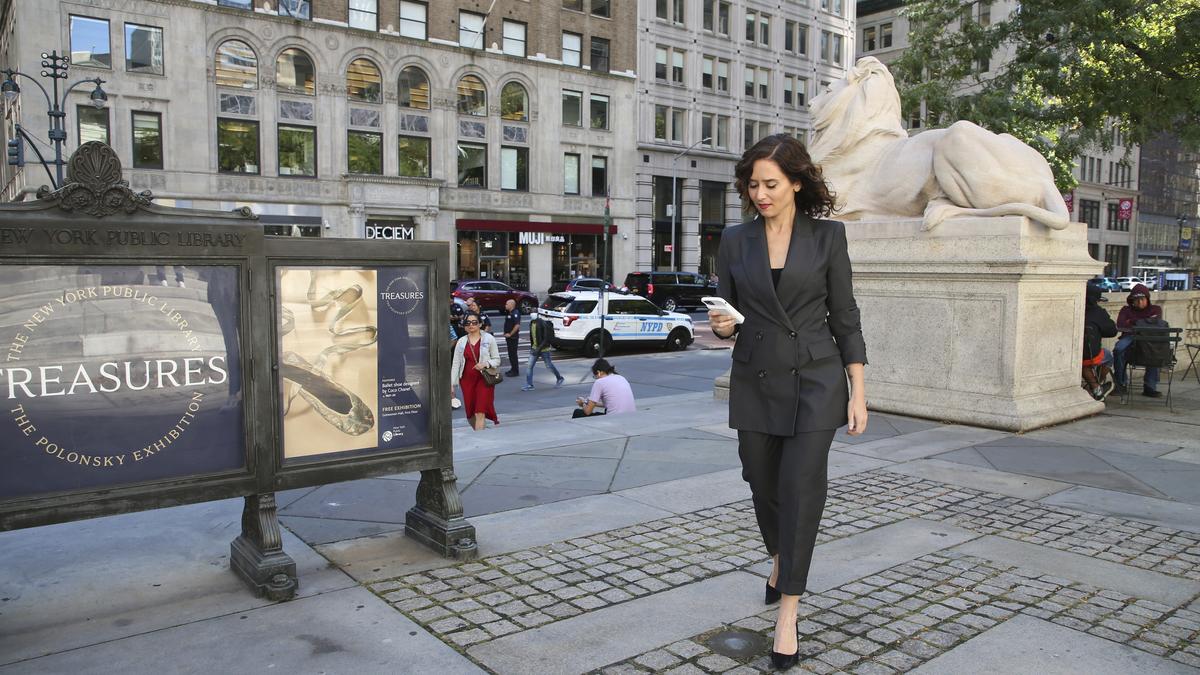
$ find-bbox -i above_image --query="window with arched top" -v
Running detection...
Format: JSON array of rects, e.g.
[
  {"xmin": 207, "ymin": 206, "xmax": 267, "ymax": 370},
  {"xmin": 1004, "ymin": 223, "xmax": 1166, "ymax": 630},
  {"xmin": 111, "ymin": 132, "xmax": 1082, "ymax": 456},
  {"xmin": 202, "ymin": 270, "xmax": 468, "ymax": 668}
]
[
  {"xmin": 398, "ymin": 66, "xmax": 430, "ymax": 110},
  {"xmin": 215, "ymin": 40, "xmax": 258, "ymax": 89},
  {"xmin": 500, "ymin": 82, "xmax": 528, "ymax": 122},
  {"xmin": 346, "ymin": 58, "xmax": 382, "ymax": 103},
  {"xmin": 457, "ymin": 74, "xmax": 487, "ymax": 117},
  {"xmin": 277, "ymin": 48, "xmax": 315, "ymax": 95}
]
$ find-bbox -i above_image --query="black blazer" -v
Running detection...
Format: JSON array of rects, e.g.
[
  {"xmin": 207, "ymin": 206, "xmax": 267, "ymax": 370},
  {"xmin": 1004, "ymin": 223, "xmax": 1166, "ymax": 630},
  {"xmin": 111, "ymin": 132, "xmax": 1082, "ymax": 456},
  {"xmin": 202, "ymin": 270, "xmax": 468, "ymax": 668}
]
[{"xmin": 717, "ymin": 213, "xmax": 867, "ymax": 435}]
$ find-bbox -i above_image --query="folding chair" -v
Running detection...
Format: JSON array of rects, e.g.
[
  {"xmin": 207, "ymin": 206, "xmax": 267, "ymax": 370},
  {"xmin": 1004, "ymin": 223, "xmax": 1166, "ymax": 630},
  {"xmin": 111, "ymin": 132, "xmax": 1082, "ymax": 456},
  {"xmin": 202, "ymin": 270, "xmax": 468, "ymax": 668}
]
[
  {"xmin": 1183, "ymin": 341, "xmax": 1200, "ymax": 386},
  {"xmin": 1120, "ymin": 325, "xmax": 1182, "ymax": 408}
]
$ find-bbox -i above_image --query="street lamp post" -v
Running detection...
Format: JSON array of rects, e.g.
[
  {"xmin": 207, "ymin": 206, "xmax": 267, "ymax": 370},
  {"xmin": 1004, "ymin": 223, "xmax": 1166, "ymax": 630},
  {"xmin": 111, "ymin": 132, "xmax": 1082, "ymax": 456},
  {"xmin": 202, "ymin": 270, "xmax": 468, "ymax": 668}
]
[
  {"xmin": 2, "ymin": 50, "xmax": 108, "ymax": 189},
  {"xmin": 669, "ymin": 137, "xmax": 711, "ymax": 271}
]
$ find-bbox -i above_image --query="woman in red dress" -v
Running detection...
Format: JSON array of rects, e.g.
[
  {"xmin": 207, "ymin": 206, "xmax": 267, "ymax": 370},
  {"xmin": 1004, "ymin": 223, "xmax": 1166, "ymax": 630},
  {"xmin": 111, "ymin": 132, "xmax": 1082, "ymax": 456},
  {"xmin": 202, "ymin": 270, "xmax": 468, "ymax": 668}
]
[{"xmin": 451, "ymin": 312, "xmax": 501, "ymax": 430}]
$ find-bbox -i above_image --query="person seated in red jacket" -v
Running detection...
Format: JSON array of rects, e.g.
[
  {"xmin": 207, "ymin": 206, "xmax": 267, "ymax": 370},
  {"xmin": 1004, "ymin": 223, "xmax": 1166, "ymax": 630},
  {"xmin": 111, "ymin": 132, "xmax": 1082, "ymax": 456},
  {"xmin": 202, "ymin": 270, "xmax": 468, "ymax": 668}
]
[{"xmin": 1112, "ymin": 284, "xmax": 1164, "ymax": 398}]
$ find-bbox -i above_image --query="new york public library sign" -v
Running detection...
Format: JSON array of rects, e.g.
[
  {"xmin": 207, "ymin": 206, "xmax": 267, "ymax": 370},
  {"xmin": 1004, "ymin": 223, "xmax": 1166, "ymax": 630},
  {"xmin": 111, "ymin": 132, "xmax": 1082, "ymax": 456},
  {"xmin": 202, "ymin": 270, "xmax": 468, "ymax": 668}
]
[{"xmin": 0, "ymin": 143, "xmax": 475, "ymax": 601}]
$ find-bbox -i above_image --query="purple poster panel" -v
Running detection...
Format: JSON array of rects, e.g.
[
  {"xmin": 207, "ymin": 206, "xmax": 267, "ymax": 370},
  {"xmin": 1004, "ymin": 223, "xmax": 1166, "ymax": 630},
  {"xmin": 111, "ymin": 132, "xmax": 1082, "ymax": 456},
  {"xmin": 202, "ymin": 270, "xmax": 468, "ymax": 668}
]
[
  {"xmin": 0, "ymin": 265, "xmax": 246, "ymax": 500},
  {"xmin": 277, "ymin": 266, "xmax": 429, "ymax": 461}
]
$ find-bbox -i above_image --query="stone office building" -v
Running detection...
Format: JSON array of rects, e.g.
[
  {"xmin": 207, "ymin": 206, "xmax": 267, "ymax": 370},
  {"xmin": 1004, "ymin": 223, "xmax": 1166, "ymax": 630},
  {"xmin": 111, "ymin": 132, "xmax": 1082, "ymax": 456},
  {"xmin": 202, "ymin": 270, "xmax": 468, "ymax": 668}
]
[
  {"xmin": 636, "ymin": 0, "xmax": 854, "ymax": 275},
  {"xmin": 0, "ymin": 0, "xmax": 637, "ymax": 296}
]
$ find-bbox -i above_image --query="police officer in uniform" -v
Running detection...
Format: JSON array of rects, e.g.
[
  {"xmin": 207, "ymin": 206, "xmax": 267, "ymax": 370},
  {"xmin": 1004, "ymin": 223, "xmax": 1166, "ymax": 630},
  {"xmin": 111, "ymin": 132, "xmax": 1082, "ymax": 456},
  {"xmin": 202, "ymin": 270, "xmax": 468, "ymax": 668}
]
[{"xmin": 502, "ymin": 298, "xmax": 522, "ymax": 376}]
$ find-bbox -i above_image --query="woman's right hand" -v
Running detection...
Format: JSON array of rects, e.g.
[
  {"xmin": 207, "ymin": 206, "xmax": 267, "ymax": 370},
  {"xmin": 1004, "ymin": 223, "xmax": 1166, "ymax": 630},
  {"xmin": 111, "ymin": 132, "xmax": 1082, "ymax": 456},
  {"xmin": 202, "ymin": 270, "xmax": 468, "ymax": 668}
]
[{"xmin": 709, "ymin": 310, "xmax": 737, "ymax": 338}]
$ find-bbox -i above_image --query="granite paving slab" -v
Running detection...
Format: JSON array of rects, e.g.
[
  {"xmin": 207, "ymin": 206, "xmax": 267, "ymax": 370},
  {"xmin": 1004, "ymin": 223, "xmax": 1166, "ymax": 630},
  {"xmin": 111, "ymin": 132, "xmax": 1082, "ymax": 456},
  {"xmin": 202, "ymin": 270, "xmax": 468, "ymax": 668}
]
[
  {"xmin": 471, "ymin": 454, "xmax": 621, "ymax": 491},
  {"xmin": 834, "ymin": 417, "xmax": 903, "ymax": 445},
  {"xmin": 607, "ymin": 548, "xmax": 1200, "ymax": 674},
  {"xmin": 279, "ymin": 478, "xmax": 417, "ymax": 523},
  {"xmin": 0, "ymin": 499, "xmax": 354, "ymax": 665},
  {"xmin": 1039, "ymin": 486, "xmax": 1200, "ymax": 534},
  {"xmin": 952, "ymin": 536, "xmax": 1200, "ymax": 607},
  {"xmin": 621, "ymin": 435, "xmax": 739, "ymax": 464},
  {"xmin": 0, "ymin": 587, "xmax": 483, "ymax": 675},
  {"xmin": 609, "ymin": 459, "xmax": 738, "ymax": 491},
  {"xmin": 933, "ymin": 445, "xmax": 997, "ymax": 469},
  {"xmin": 520, "ymin": 438, "xmax": 629, "ymax": 459},
  {"xmin": 827, "ymin": 450, "xmax": 895, "ymax": 479},
  {"xmin": 467, "ymin": 571, "xmax": 765, "ymax": 675},
  {"xmin": 1023, "ymin": 427, "xmax": 1184, "ymax": 458},
  {"xmin": 638, "ymin": 427, "xmax": 734, "ymax": 442},
  {"xmin": 882, "ymin": 458, "xmax": 1071, "ymax": 500},
  {"xmin": 1087, "ymin": 449, "xmax": 1200, "ymax": 504},
  {"xmin": 612, "ymin": 468, "xmax": 749, "ymax": 514},
  {"xmin": 451, "ymin": 421, "xmax": 624, "ymax": 460},
  {"xmin": 874, "ymin": 413, "xmax": 944, "ymax": 435},
  {"xmin": 1054, "ymin": 415, "xmax": 1200, "ymax": 451},
  {"xmin": 318, "ymin": 493, "xmax": 673, "ymax": 584},
  {"xmin": 384, "ymin": 457, "xmax": 493, "ymax": 485},
  {"xmin": 460, "ymin": 483, "xmax": 604, "ymax": 517},
  {"xmin": 694, "ymin": 423, "xmax": 738, "ymax": 440},
  {"xmin": 847, "ymin": 426, "xmax": 1010, "ymax": 461},
  {"xmin": 280, "ymin": 514, "xmax": 407, "ymax": 546},
  {"xmin": 1159, "ymin": 448, "xmax": 1200, "ymax": 465},
  {"xmin": 972, "ymin": 444, "xmax": 1164, "ymax": 497},
  {"xmin": 912, "ymin": 614, "xmax": 1195, "ymax": 674},
  {"xmin": 746, "ymin": 519, "xmax": 979, "ymax": 593}
]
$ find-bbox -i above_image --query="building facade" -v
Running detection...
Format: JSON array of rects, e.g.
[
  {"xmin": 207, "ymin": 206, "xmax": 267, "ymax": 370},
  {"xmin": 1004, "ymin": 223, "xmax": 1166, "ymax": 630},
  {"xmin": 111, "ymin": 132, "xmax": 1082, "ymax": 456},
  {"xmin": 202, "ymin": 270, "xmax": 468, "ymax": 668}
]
[
  {"xmin": 856, "ymin": 0, "xmax": 1140, "ymax": 276},
  {"xmin": 1136, "ymin": 132, "xmax": 1199, "ymax": 278},
  {"xmin": 0, "ymin": 0, "xmax": 638, "ymax": 296},
  {"xmin": 636, "ymin": 0, "xmax": 854, "ymax": 275}
]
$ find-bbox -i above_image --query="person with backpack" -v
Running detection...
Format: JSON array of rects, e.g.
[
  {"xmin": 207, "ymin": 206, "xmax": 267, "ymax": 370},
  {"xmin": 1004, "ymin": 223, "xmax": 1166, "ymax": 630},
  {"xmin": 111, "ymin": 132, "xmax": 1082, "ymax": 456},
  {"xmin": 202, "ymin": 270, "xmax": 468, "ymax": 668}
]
[
  {"xmin": 522, "ymin": 310, "xmax": 564, "ymax": 391},
  {"xmin": 1082, "ymin": 285, "xmax": 1117, "ymax": 401},
  {"xmin": 1112, "ymin": 284, "xmax": 1165, "ymax": 397}
]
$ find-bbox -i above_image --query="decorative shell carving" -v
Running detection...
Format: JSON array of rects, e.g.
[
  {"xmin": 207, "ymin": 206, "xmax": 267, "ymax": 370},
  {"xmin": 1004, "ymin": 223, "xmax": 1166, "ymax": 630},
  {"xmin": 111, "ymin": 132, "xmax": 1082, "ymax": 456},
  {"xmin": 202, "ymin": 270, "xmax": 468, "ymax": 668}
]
[{"xmin": 36, "ymin": 142, "xmax": 154, "ymax": 217}]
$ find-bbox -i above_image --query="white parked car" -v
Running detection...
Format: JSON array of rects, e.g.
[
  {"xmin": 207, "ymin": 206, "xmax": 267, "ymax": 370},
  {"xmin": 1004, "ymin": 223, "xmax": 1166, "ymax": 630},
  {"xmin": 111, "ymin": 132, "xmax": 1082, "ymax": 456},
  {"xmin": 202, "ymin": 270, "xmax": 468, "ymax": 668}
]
[
  {"xmin": 539, "ymin": 291, "xmax": 694, "ymax": 358},
  {"xmin": 1118, "ymin": 276, "xmax": 1158, "ymax": 291}
]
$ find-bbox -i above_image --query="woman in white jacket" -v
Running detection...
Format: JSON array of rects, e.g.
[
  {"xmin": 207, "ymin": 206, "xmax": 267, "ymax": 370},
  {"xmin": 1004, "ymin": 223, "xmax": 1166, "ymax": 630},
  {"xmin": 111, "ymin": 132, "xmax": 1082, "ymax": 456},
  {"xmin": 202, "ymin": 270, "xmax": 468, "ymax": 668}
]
[{"xmin": 451, "ymin": 312, "xmax": 502, "ymax": 430}]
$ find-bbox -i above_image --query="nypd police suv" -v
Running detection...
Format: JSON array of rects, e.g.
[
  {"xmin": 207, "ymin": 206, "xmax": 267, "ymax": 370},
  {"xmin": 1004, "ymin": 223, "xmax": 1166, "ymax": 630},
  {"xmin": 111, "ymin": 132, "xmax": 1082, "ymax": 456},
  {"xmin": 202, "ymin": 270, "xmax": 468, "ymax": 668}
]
[{"xmin": 539, "ymin": 291, "xmax": 694, "ymax": 358}]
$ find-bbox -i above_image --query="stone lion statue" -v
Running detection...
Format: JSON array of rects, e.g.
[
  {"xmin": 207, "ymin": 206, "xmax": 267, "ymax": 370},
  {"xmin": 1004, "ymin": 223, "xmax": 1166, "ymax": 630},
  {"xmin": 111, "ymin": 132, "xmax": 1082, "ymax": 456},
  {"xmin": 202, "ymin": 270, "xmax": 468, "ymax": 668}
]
[{"xmin": 809, "ymin": 57, "xmax": 1070, "ymax": 231}]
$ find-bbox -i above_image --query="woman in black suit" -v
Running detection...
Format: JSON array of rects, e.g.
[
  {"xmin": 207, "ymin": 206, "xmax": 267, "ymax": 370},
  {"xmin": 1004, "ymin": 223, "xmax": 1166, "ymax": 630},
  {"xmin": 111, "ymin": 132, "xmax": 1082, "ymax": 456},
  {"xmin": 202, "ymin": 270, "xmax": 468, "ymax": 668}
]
[{"xmin": 709, "ymin": 134, "xmax": 868, "ymax": 669}]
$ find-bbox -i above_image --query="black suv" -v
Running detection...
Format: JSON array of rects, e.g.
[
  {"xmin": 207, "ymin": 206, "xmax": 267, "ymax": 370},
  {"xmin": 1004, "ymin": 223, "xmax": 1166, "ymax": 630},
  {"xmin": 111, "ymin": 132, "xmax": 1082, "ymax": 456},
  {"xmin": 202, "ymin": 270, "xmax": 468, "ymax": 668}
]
[
  {"xmin": 546, "ymin": 277, "xmax": 620, "ymax": 295},
  {"xmin": 622, "ymin": 271, "xmax": 716, "ymax": 312}
]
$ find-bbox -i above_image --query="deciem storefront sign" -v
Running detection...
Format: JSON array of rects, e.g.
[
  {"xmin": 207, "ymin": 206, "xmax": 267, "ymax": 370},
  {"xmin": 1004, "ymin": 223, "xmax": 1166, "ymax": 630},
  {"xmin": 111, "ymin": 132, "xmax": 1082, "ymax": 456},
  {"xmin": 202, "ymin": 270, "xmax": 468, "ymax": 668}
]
[{"xmin": 365, "ymin": 219, "xmax": 416, "ymax": 240}]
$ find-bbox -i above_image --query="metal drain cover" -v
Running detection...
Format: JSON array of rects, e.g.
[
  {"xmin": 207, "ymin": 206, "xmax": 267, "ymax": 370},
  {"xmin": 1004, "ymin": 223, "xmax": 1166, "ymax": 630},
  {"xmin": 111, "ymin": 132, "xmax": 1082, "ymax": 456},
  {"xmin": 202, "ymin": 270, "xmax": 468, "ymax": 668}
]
[{"xmin": 705, "ymin": 630, "xmax": 771, "ymax": 659}]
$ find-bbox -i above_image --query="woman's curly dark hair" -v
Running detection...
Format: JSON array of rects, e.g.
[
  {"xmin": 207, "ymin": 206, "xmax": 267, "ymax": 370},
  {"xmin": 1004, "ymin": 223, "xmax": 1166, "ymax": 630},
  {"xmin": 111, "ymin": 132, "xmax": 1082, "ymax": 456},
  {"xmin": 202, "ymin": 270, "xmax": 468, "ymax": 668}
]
[{"xmin": 734, "ymin": 134, "xmax": 837, "ymax": 218}]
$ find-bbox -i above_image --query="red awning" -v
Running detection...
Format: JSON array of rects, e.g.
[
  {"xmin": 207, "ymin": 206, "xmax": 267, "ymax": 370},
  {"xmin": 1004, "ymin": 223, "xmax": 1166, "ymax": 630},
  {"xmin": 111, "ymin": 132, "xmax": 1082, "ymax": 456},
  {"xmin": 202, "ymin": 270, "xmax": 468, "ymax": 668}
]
[{"xmin": 456, "ymin": 218, "xmax": 616, "ymax": 235}]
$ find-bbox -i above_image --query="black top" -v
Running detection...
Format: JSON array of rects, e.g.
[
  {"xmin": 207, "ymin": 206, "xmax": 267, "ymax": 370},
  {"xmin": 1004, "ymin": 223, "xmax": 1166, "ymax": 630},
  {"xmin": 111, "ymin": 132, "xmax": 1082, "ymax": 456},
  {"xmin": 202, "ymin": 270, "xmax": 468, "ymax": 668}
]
[
  {"xmin": 771, "ymin": 268, "xmax": 783, "ymax": 290},
  {"xmin": 503, "ymin": 308, "xmax": 521, "ymax": 336}
]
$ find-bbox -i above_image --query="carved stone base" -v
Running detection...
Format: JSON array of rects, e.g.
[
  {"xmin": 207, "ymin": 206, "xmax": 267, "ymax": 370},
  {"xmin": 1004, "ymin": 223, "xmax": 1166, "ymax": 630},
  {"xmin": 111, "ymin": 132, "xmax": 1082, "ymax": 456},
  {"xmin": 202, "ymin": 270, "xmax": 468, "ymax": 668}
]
[
  {"xmin": 843, "ymin": 216, "xmax": 1103, "ymax": 432},
  {"xmin": 230, "ymin": 535, "xmax": 299, "ymax": 601},
  {"xmin": 405, "ymin": 467, "xmax": 478, "ymax": 560},
  {"xmin": 229, "ymin": 494, "xmax": 298, "ymax": 601}
]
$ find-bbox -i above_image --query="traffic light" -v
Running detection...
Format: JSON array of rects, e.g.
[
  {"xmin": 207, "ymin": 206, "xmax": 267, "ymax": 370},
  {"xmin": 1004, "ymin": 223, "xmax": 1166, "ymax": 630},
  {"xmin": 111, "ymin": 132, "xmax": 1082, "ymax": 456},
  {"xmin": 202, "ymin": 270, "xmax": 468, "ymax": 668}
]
[{"xmin": 6, "ymin": 136, "xmax": 23, "ymax": 167}]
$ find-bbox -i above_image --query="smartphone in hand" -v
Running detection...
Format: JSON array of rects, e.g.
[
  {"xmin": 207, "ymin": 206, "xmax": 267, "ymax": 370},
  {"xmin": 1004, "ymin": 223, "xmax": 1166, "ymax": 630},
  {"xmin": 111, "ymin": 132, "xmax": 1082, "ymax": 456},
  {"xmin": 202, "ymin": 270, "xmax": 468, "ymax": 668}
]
[{"xmin": 701, "ymin": 296, "xmax": 745, "ymax": 324}]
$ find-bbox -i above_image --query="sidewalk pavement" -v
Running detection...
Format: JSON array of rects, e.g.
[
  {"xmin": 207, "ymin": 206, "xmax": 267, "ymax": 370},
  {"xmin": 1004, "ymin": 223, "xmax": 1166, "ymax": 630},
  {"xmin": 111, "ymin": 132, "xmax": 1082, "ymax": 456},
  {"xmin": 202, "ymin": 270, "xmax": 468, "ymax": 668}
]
[{"xmin": 2, "ymin": 362, "xmax": 1199, "ymax": 674}]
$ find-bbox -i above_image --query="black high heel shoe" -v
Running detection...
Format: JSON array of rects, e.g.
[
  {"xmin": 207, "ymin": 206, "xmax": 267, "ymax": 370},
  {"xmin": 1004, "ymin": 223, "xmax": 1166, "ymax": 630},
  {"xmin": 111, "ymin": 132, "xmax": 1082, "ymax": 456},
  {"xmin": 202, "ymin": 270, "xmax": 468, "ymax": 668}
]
[
  {"xmin": 765, "ymin": 581, "xmax": 781, "ymax": 605},
  {"xmin": 769, "ymin": 650, "xmax": 799, "ymax": 670}
]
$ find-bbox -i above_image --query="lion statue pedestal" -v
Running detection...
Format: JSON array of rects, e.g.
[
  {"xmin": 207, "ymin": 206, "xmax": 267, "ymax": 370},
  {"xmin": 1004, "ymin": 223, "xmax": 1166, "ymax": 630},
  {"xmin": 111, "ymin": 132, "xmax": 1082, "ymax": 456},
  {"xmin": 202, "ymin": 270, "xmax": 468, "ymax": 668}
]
[{"xmin": 854, "ymin": 215, "xmax": 1102, "ymax": 431}]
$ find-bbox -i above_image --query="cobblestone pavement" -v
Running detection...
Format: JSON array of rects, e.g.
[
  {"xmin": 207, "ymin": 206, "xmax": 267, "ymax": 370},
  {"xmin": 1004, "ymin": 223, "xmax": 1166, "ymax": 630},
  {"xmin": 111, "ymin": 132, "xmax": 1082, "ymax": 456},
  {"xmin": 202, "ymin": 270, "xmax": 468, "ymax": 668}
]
[{"xmin": 366, "ymin": 470, "xmax": 1200, "ymax": 673}]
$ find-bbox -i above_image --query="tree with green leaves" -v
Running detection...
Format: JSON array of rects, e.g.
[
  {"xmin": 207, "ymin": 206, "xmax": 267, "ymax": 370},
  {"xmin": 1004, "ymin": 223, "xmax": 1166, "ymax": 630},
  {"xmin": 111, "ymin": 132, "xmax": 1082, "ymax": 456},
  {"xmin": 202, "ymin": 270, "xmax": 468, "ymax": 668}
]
[{"xmin": 891, "ymin": 0, "xmax": 1200, "ymax": 189}]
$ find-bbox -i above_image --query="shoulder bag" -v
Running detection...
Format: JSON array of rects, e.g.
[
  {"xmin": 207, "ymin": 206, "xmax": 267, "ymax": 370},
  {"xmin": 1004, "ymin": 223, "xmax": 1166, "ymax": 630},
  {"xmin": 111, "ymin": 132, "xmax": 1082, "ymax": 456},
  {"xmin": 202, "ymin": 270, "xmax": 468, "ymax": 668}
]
[{"xmin": 476, "ymin": 337, "xmax": 503, "ymax": 386}]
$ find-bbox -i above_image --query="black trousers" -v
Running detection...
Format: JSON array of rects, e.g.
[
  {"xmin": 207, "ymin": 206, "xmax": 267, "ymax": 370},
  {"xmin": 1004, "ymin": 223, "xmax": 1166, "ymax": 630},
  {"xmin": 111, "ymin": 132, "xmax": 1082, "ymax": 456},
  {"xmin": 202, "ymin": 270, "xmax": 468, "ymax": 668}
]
[
  {"xmin": 738, "ymin": 428, "xmax": 837, "ymax": 596},
  {"xmin": 506, "ymin": 337, "xmax": 520, "ymax": 373}
]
